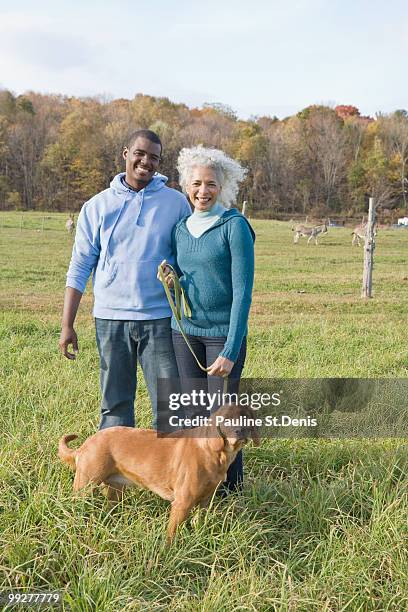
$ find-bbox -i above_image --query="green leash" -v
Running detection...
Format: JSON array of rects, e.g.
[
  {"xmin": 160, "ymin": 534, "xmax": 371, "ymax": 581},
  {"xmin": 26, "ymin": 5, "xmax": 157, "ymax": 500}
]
[{"xmin": 157, "ymin": 261, "xmax": 229, "ymax": 395}]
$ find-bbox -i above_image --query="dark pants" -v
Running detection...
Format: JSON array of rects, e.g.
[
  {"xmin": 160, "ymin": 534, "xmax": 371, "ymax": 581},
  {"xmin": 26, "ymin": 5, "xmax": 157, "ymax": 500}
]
[
  {"xmin": 172, "ymin": 331, "xmax": 247, "ymax": 493},
  {"xmin": 95, "ymin": 317, "xmax": 179, "ymax": 430}
]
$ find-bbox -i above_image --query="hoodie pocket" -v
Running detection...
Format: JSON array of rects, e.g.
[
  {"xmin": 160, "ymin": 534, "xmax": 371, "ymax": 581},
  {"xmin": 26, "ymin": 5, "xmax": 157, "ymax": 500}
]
[
  {"xmin": 131, "ymin": 259, "xmax": 166, "ymax": 308},
  {"xmin": 103, "ymin": 261, "xmax": 118, "ymax": 287},
  {"xmin": 94, "ymin": 259, "xmax": 166, "ymax": 310}
]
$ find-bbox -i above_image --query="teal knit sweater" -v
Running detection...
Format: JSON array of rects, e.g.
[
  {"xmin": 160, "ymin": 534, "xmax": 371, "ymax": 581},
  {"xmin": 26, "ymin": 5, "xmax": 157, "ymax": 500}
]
[{"xmin": 171, "ymin": 209, "xmax": 255, "ymax": 362}]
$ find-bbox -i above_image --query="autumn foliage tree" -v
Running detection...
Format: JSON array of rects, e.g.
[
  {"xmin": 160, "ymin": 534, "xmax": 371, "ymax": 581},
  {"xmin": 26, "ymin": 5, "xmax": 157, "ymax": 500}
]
[{"xmin": 0, "ymin": 88, "xmax": 406, "ymax": 217}]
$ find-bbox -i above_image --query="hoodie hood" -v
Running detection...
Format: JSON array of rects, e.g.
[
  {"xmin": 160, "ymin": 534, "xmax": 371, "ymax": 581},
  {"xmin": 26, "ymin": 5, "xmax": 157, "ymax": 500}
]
[{"xmin": 110, "ymin": 172, "xmax": 168, "ymax": 195}]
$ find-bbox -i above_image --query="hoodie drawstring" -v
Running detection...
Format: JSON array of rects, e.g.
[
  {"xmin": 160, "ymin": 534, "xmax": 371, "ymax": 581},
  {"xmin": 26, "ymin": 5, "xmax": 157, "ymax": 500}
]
[
  {"xmin": 101, "ymin": 197, "xmax": 129, "ymax": 271},
  {"xmin": 135, "ymin": 189, "xmax": 145, "ymax": 226}
]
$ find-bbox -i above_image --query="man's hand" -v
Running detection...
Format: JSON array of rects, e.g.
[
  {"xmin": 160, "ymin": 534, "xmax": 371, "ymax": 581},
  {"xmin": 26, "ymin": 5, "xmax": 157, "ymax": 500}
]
[
  {"xmin": 158, "ymin": 259, "xmax": 174, "ymax": 288},
  {"xmin": 60, "ymin": 287, "xmax": 82, "ymax": 359},
  {"xmin": 59, "ymin": 326, "xmax": 78, "ymax": 360},
  {"xmin": 207, "ymin": 356, "xmax": 234, "ymax": 377}
]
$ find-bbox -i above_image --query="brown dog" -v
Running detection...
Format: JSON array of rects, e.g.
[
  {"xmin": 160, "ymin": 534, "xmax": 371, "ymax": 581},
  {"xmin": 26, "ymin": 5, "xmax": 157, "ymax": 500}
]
[{"xmin": 58, "ymin": 404, "xmax": 260, "ymax": 543}]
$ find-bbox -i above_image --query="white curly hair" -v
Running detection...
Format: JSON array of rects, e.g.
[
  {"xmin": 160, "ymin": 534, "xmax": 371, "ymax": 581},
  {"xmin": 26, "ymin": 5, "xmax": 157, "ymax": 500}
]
[{"xmin": 177, "ymin": 145, "xmax": 247, "ymax": 208}]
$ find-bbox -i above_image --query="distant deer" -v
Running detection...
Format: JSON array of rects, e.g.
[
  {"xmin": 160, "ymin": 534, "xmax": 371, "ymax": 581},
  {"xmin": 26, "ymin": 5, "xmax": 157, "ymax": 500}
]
[
  {"xmin": 66, "ymin": 215, "xmax": 75, "ymax": 234},
  {"xmin": 351, "ymin": 219, "xmax": 377, "ymax": 246},
  {"xmin": 292, "ymin": 220, "xmax": 328, "ymax": 245}
]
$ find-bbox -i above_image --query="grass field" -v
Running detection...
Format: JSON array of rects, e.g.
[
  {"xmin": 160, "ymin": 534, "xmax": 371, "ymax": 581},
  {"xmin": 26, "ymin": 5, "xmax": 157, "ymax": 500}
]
[{"xmin": 0, "ymin": 211, "xmax": 407, "ymax": 610}]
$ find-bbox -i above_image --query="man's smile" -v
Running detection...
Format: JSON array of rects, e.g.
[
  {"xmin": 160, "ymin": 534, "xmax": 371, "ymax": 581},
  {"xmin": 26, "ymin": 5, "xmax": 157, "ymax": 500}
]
[{"xmin": 134, "ymin": 165, "xmax": 152, "ymax": 177}]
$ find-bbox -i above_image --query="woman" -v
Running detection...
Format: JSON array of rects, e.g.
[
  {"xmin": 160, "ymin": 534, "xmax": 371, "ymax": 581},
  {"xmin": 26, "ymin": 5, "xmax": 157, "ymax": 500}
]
[{"xmin": 168, "ymin": 145, "xmax": 255, "ymax": 494}]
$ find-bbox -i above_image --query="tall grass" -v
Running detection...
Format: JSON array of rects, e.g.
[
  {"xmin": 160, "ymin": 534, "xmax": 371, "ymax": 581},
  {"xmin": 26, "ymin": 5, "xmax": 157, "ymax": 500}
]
[{"xmin": 0, "ymin": 213, "xmax": 407, "ymax": 610}]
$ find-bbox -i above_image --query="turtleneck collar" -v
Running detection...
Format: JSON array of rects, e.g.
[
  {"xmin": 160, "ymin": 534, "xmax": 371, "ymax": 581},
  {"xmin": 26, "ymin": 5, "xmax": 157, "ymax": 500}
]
[
  {"xmin": 186, "ymin": 202, "xmax": 227, "ymax": 238},
  {"xmin": 192, "ymin": 202, "xmax": 225, "ymax": 218}
]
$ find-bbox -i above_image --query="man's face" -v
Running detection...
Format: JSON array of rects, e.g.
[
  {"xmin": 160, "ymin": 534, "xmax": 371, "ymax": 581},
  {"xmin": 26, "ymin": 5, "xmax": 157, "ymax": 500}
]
[{"xmin": 123, "ymin": 137, "xmax": 162, "ymax": 189}]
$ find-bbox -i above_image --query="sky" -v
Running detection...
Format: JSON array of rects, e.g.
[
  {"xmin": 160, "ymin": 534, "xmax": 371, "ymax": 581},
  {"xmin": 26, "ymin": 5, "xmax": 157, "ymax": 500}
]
[{"xmin": 0, "ymin": 0, "xmax": 407, "ymax": 119}]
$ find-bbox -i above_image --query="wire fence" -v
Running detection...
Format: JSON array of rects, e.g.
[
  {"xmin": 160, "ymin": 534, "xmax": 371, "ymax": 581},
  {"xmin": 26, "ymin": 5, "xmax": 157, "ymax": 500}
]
[
  {"xmin": 0, "ymin": 212, "xmax": 75, "ymax": 233},
  {"xmin": 0, "ymin": 210, "xmax": 405, "ymax": 232}
]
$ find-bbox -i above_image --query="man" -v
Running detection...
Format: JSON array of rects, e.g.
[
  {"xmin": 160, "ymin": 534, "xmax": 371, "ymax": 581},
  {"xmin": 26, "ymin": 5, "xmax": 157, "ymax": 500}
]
[{"xmin": 59, "ymin": 129, "xmax": 191, "ymax": 429}]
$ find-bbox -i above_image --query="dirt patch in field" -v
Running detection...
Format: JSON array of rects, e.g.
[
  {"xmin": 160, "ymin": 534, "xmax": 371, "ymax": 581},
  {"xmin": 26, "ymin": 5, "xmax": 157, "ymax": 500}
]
[{"xmin": 0, "ymin": 291, "xmax": 94, "ymax": 317}]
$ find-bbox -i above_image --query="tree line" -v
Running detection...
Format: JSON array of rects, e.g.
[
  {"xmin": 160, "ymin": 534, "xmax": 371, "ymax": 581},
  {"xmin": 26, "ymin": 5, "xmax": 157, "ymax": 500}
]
[{"xmin": 0, "ymin": 89, "xmax": 407, "ymax": 218}]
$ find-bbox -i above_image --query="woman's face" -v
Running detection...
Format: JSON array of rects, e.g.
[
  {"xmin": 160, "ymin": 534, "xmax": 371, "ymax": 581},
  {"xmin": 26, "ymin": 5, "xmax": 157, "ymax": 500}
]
[{"xmin": 187, "ymin": 166, "xmax": 221, "ymax": 212}]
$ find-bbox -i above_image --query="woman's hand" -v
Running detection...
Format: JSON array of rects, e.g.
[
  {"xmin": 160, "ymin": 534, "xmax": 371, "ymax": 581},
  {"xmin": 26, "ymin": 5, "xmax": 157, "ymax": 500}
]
[
  {"xmin": 207, "ymin": 356, "xmax": 234, "ymax": 377},
  {"xmin": 158, "ymin": 260, "xmax": 174, "ymax": 288}
]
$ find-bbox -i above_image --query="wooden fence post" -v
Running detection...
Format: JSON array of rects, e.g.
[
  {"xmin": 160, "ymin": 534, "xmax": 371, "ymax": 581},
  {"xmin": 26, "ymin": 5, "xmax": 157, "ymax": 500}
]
[{"xmin": 361, "ymin": 197, "xmax": 376, "ymax": 298}]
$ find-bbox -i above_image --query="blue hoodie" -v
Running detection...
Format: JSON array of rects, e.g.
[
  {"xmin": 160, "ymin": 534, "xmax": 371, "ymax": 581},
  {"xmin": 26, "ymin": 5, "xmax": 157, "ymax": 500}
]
[{"xmin": 66, "ymin": 172, "xmax": 191, "ymax": 320}]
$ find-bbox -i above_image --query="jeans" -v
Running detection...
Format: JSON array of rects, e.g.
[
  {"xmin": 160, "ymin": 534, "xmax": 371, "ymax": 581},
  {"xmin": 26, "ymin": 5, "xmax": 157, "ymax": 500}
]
[
  {"xmin": 172, "ymin": 331, "xmax": 247, "ymax": 492},
  {"xmin": 95, "ymin": 317, "xmax": 179, "ymax": 430}
]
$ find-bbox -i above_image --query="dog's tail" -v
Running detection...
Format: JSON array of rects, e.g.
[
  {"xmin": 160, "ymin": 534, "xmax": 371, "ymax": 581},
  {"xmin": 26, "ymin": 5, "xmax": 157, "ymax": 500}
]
[{"xmin": 58, "ymin": 434, "xmax": 78, "ymax": 470}]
